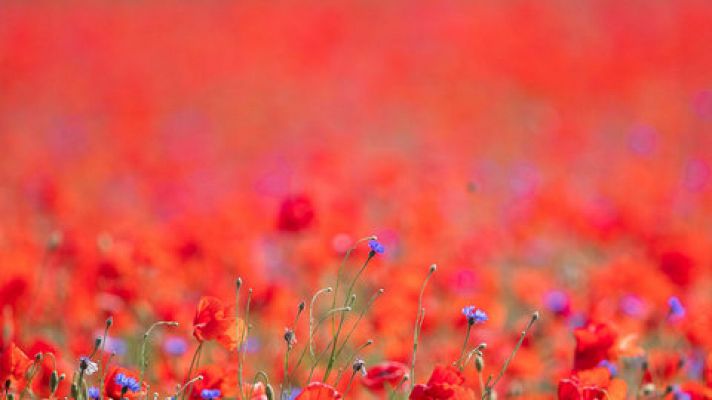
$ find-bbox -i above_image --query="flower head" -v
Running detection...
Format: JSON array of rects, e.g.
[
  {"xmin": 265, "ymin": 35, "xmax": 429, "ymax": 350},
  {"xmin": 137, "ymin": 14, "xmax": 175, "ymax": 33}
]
[
  {"xmin": 295, "ymin": 382, "xmax": 342, "ymax": 399},
  {"xmin": 115, "ymin": 373, "xmax": 141, "ymax": 393},
  {"xmin": 362, "ymin": 361, "xmax": 408, "ymax": 392},
  {"xmin": 368, "ymin": 239, "xmax": 385, "ymax": 255},
  {"xmin": 79, "ymin": 356, "xmax": 99, "ymax": 376},
  {"xmin": 200, "ymin": 389, "xmax": 221, "ymax": 400},
  {"xmin": 668, "ymin": 296, "xmax": 685, "ymax": 320},
  {"xmin": 163, "ymin": 337, "xmax": 188, "ymax": 356},
  {"xmin": 193, "ymin": 296, "xmax": 246, "ymax": 351},
  {"xmin": 461, "ymin": 306, "xmax": 488, "ymax": 325},
  {"xmin": 87, "ymin": 387, "xmax": 101, "ymax": 400}
]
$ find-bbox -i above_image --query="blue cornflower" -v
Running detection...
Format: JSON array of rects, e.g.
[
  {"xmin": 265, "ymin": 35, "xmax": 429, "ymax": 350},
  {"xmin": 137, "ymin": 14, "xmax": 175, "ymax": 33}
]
[
  {"xmin": 462, "ymin": 306, "xmax": 488, "ymax": 325},
  {"xmin": 668, "ymin": 296, "xmax": 685, "ymax": 320},
  {"xmin": 672, "ymin": 386, "xmax": 691, "ymax": 400},
  {"xmin": 115, "ymin": 373, "xmax": 141, "ymax": 393},
  {"xmin": 368, "ymin": 239, "xmax": 385, "ymax": 255},
  {"xmin": 201, "ymin": 389, "xmax": 221, "ymax": 400},
  {"xmin": 544, "ymin": 290, "xmax": 569, "ymax": 314},
  {"xmin": 597, "ymin": 360, "xmax": 617, "ymax": 377},
  {"xmin": 163, "ymin": 337, "xmax": 188, "ymax": 356},
  {"xmin": 87, "ymin": 387, "xmax": 100, "ymax": 400}
]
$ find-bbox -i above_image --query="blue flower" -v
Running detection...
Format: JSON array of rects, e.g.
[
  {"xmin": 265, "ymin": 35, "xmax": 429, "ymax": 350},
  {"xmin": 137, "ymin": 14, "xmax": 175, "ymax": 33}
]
[
  {"xmin": 87, "ymin": 387, "xmax": 100, "ymax": 400},
  {"xmin": 201, "ymin": 389, "xmax": 221, "ymax": 400},
  {"xmin": 672, "ymin": 385, "xmax": 691, "ymax": 400},
  {"xmin": 668, "ymin": 296, "xmax": 685, "ymax": 320},
  {"xmin": 544, "ymin": 290, "xmax": 569, "ymax": 314},
  {"xmin": 462, "ymin": 306, "xmax": 488, "ymax": 325},
  {"xmin": 597, "ymin": 360, "xmax": 617, "ymax": 377},
  {"xmin": 115, "ymin": 373, "xmax": 141, "ymax": 393},
  {"xmin": 163, "ymin": 337, "xmax": 188, "ymax": 356},
  {"xmin": 368, "ymin": 239, "xmax": 385, "ymax": 255}
]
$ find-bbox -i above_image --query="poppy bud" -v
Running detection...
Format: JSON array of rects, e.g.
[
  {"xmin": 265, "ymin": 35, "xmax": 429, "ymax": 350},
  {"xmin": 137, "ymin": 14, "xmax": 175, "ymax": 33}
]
[
  {"xmin": 475, "ymin": 354, "xmax": 484, "ymax": 372},
  {"xmin": 50, "ymin": 370, "xmax": 59, "ymax": 393}
]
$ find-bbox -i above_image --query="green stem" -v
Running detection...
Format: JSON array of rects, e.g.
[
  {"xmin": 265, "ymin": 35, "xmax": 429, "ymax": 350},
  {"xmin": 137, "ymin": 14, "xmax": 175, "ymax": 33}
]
[
  {"xmin": 323, "ymin": 253, "xmax": 374, "ymax": 381},
  {"xmin": 456, "ymin": 323, "xmax": 472, "ymax": 371},
  {"xmin": 139, "ymin": 321, "xmax": 179, "ymax": 386},
  {"xmin": 309, "ymin": 287, "xmax": 333, "ymax": 360},
  {"xmin": 181, "ymin": 342, "xmax": 203, "ymax": 400},
  {"xmin": 485, "ymin": 312, "xmax": 539, "ymax": 397},
  {"xmin": 330, "ymin": 236, "xmax": 375, "ymax": 336},
  {"xmin": 410, "ymin": 264, "xmax": 437, "ymax": 392},
  {"xmin": 238, "ymin": 289, "xmax": 253, "ymax": 400}
]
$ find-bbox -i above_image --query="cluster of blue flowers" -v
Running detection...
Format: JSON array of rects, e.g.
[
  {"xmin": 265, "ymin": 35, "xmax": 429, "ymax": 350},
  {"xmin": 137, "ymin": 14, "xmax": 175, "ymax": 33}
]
[
  {"xmin": 115, "ymin": 373, "xmax": 141, "ymax": 393},
  {"xmin": 462, "ymin": 306, "xmax": 488, "ymax": 325},
  {"xmin": 200, "ymin": 389, "xmax": 222, "ymax": 400}
]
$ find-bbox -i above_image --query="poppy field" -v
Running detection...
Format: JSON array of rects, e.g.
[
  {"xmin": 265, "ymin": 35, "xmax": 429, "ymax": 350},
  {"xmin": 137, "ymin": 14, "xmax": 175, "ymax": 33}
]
[{"xmin": 1, "ymin": 1, "xmax": 712, "ymax": 399}]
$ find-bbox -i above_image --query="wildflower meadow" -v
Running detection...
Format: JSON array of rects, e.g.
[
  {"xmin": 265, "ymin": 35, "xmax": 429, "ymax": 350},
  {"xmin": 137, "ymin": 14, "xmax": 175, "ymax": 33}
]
[{"xmin": 1, "ymin": 1, "xmax": 712, "ymax": 399}]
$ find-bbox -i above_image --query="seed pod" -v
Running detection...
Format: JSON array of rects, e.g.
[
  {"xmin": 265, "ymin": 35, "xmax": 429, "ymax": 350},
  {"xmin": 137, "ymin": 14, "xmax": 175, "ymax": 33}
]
[
  {"xmin": 475, "ymin": 354, "xmax": 484, "ymax": 372},
  {"xmin": 50, "ymin": 370, "xmax": 59, "ymax": 393}
]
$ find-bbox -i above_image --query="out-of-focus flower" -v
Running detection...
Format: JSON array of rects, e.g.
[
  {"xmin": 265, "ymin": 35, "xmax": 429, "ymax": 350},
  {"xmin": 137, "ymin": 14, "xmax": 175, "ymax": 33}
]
[
  {"xmin": 200, "ymin": 389, "xmax": 221, "ymax": 400},
  {"xmin": 362, "ymin": 361, "xmax": 408, "ymax": 392},
  {"xmin": 544, "ymin": 290, "xmax": 570, "ymax": 316},
  {"xmin": 668, "ymin": 296, "xmax": 686, "ymax": 321},
  {"xmin": 295, "ymin": 382, "xmax": 342, "ymax": 399},
  {"xmin": 573, "ymin": 322, "xmax": 617, "ymax": 370},
  {"xmin": 163, "ymin": 336, "xmax": 188, "ymax": 356},
  {"xmin": 0, "ymin": 342, "xmax": 32, "ymax": 388},
  {"xmin": 558, "ymin": 367, "xmax": 627, "ymax": 400},
  {"xmin": 193, "ymin": 296, "xmax": 246, "ymax": 351},
  {"xmin": 409, "ymin": 365, "xmax": 475, "ymax": 399},
  {"xmin": 277, "ymin": 195, "xmax": 315, "ymax": 233},
  {"xmin": 461, "ymin": 306, "xmax": 488, "ymax": 325}
]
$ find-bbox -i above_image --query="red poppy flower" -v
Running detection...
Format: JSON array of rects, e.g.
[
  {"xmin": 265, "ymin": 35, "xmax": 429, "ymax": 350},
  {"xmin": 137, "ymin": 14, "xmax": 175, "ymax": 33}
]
[
  {"xmin": 104, "ymin": 366, "xmax": 146, "ymax": 400},
  {"xmin": 557, "ymin": 367, "xmax": 627, "ymax": 400},
  {"xmin": 0, "ymin": 342, "xmax": 32, "ymax": 390},
  {"xmin": 295, "ymin": 382, "xmax": 342, "ymax": 399},
  {"xmin": 573, "ymin": 322, "xmax": 617, "ymax": 370},
  {"xmin": 193, "ymin": 296, "xmax": 246, "ymax": 351},
  {"xmin": 277, "ymin": 195, "xmax": 315, "ymax": 232},
  {"xmin": 409, "ymin": 365, "xmax": 475, "ymax": 400},
  {"xmin": 362, "ymin": 361, "xmax": 408, "ymax": 392}
]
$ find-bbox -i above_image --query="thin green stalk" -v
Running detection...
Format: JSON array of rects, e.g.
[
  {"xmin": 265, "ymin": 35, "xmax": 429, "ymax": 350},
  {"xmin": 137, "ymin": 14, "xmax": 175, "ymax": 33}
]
[
  {"xmin": 174, "ymin": 375, "xmax": 203, "ymax": 399},
  {"xmin": 482, "ymin": 312, "xmax": 539, "ymax": 399},
  {"xmin": 181, "ymin": 342, "xmax": 204, "ymax": 400},
  {"xmin": 238, "ymin": 289, "xmax": 253, "ymax": 400},
  {"xmin": 309, "ymin": 287, "xmax": 333, "ymax": 360},
  {"xmin": 410, "ymin": 264, "xmax": 437, "ymax": 392},
  {"xmin": 281, "ymin": 301, "xmax": 305, "ymax": 400},
  {"xmin": 323, "ymin": 253, "xmax": 375, "ymax": 381},
  {"xmin": 139, "ymin": 321, "xmax": 179, "ymax": 385},
  {"xmin": 330, "ymin": 236, "xmax": 376, "ymax": 336},
  {"xmin": 333, "ymin": 340, "xmax": 372, "ymax": 387},
  {"xmin": 332, "ymin": 289, "xmax": 384, "ymax": 362},
  {"xmin": 456, "ymin": 323, "xmax": 472, "ymax": 371},
  {"xmin": 343, "ymin": 370, "xmax": 357, "ymax": 397},
  {"xmin": 99, "ymin": 317, "xmax": 112, "ymax": 399}
]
